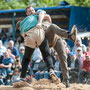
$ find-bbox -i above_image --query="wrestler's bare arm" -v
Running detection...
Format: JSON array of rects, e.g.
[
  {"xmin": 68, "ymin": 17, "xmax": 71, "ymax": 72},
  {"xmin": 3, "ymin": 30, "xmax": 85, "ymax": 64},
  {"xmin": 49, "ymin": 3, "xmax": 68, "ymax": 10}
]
[
  {"xmin": 43, "ymin": 14, "xmax": 52, "ymax": 23},
  {"xmin": 36, "ymin": 12, "xmax": 45, "ymax": 28},
  {"xmin": 36, "ymin": 12, "xmax": 52, "ymax": 28}
]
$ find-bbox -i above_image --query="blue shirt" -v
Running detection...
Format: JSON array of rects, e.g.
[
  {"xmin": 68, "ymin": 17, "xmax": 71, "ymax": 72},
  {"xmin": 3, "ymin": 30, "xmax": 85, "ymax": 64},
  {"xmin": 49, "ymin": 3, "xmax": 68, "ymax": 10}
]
[
  {"xmin": 2, "ymin": 57, "xmax": 14, "ymax": 65},
  {"xmin": 8, "ymin": 47, "xmax": 19, "ymax": 56}
]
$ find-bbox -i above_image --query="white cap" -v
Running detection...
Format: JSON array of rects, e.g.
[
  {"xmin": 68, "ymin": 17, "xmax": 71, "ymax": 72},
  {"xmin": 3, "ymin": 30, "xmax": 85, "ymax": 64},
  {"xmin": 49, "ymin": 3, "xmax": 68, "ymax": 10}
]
[
  {"xmin": 19, "ymin": 46, "xmax": 25, "ymax": 50},
  {"xmin": 77, "ymin": 47, "xmax": 82, "ymax": 51}
]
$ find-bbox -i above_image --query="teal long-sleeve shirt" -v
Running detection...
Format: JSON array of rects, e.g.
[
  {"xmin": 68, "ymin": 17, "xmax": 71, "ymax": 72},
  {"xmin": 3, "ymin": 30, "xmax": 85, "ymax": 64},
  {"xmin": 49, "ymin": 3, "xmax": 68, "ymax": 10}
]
[{"xmin": 20, "ymin": 14, "xmax": 38, "ymax": 35}]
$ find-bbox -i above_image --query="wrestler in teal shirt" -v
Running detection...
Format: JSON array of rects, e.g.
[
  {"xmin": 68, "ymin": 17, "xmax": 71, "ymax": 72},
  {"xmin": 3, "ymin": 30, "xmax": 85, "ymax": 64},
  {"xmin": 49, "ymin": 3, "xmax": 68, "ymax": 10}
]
[
  {"xmin": 20, "ymin": 9, "xmax": 46, "ymax": 35},
  {"xmin": 20, "ymin": 14, "xmax": 38, "ymax": 35}
]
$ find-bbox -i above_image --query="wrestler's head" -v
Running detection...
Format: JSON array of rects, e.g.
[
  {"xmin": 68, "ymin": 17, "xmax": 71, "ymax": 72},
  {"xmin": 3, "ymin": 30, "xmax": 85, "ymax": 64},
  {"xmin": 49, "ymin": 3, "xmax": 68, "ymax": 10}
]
[{"xmin": 26, "ymin": 5, "xmax": 35, "ymax": 16}]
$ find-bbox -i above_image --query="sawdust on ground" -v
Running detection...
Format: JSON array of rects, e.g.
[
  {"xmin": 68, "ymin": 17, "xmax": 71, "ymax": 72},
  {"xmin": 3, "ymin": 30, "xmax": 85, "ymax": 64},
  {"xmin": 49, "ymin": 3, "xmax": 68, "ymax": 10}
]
[{"xmin": 0, "ymin": 79, "xmax": 90, "ymax": 90}]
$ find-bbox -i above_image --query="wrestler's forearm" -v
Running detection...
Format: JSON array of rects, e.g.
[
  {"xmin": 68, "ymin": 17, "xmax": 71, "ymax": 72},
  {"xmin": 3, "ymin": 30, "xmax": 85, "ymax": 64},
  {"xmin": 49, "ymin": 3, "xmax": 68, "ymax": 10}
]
[
  {"xmin": 38, "ymin": 12, "xmax": 45, "ymax": 24},
  {"xmin": 44, "ymin": 14, "xmax": 52, "ymax": 23}
]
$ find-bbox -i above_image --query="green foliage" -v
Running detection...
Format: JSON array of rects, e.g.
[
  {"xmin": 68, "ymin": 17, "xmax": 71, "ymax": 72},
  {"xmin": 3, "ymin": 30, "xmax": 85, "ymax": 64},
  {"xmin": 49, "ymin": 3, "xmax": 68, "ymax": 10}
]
[
  {"xmin": 0, "ymin": 0, "xmax": 90, "ymax": 10},
  {"xmin": 66, "ymin": 0, "xmax": 90, "ymax": 7},
  {"xmin": 33, "ymin": 0, "xmax": 63, "ymax": 7},
  {"xmin": 0, "ymin": 0, "xmax": 26, "ymax": 10},
  {"xmin": 74, "ymin": 0, "xmax": 90, "ymax": 7}
]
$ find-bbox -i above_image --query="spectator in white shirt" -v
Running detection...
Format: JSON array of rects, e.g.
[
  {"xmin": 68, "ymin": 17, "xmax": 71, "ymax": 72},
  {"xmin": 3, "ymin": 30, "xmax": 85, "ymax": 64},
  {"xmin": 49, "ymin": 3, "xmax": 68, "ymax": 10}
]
[
  {"xmin": 72, "ymin": 37, "xmax": 86, "ymax": 54},
  {"xmin": 0, "ymin": 40, "xmax": 7, "ymax": 55},
  {"xmin": 76, "ymin": 47, "xmax": 85, "ymax": 66}
]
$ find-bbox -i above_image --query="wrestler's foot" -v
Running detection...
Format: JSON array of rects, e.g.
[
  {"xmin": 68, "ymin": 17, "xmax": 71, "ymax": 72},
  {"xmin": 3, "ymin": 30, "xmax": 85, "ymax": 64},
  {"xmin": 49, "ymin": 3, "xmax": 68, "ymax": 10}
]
[
  {"xmin": 68, "ymin": 25, "xmax": 77, "ymax": 42},
  {"xmin": 63, "ymin": 79, "xmax": 70, "ymax": 88},
  {"xmin": 49, "ymin": 69, "xmax": 60, "ymax": 84}
]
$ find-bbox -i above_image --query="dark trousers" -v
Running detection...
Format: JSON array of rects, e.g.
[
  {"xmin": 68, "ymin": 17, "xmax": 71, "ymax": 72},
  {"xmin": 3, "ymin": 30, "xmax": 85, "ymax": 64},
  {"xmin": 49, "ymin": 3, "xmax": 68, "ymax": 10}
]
[
  {"xmin": 21, "ymin": 37, "xmax": 53, "ymax": 78},
  {"xmin": 79, "ymin": 71, "xmax": 90, "ymax": 83},
  {"xmin": 69, "ymin": 71, "xmax": 78, "ymax": 83},
  {"xmin": 54, "ymin": 38, "xmax": 69, "ymax": 80}
]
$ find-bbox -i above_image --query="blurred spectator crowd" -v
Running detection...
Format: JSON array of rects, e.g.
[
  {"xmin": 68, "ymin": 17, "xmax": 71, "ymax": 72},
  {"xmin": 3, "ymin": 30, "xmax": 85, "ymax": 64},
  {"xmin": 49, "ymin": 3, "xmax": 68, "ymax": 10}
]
[{"xmin": 0, "ymin": 28, "xmax": 90, "ymax": 85}]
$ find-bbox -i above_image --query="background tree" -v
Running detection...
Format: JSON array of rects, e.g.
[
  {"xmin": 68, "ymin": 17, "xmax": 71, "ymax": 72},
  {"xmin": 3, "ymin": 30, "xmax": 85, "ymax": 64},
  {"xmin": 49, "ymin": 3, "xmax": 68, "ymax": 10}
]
[{"xmin": 0, "ymin": 0, "xmax": 90, "ymax": 10}]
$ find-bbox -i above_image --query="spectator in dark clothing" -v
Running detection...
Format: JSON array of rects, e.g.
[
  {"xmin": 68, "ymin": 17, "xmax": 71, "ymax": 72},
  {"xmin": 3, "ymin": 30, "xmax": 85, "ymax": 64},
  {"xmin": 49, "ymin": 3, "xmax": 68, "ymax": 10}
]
[
  {"xmin": 12, "ymin": 56, "xmax": 21, "ymax": 83},
  {"xmin": 0, "ymin": 52, "xmax": 4, "ymax": 85},
  {"xmin": 67, "ymin": 52, "xmax": 82, "ymax": 83},
  {"xmin": 66, "ymin": 47, "xmax": 71, "ymax": 67},
  {"xmin": 53, "ymin": 53, "xmax": 61, "ymax": 82},
  {"xmin": 0, "ymin": 52, "xmax": 4, "ymax": 64},
  {"xmin": 9, "ymin": 35, "xmax": 13, "ymax": 41},
  {"xmin": 34, "ymin": 59, "xmax": 48, "ymax": 80},
  {"xmin": 1, "ymin": 34, "xmax": 9, "ymax": 47},
  {"xmin": 79, "ymin": 52, "xmax": 90, "ymax": 83},
  {"xmin": 0, "ymin": 33, "xmax": 2, "ymax": 40},
  {"xmin": 38, "ymin": 60, "xmax": 48, "ymax": 71},
  {"xmin": 16, "ymin": 36, "xmax": 24, "ymax": 44}
]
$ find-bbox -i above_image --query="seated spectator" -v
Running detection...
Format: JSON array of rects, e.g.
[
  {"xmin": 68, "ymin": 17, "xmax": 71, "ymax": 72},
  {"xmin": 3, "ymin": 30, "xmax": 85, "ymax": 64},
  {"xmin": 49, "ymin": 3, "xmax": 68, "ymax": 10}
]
[
  {"xmin": 1, "ymin": 34, "xmax": 9, "ymax": 48},
  {"xmin": 8, "ymin": 28, "xmax": 13, "ymax": 38},
  {"xmin": 66, "ymin": 46, "xmax": 71, "ymax": 67},
  {"xmin": 49, "ymin": 48, "xmax": 59, "ymax": 64},
  {"xmin": 2, "ymin": 28, "xmax": 10, "ymax": 38},
  {"xmin": 0, "ymin": 51, "xmax": 14, "ymax": 85},
  {"xmin": 8, "ymin": 40, "xmax": 19, "ymax": 56},
  {"xmin": 27, "ymin": 61, "xmax": 34, "ymax": 76},
  {"xmin": 23, "ymin": 60, "xmax": 34, "ymax": 83},
  {"xmin": 32, "ymin": 47, "xmax": 43, "ymax": 62},
  {"xmin": 0, "ymin": 33, "xmax": 2, "ymax": 40},
  {"xmin": 7, "ymin": 49, "xmax": 15, "ymax": 61},
  {"xmin": 9, "ymin": 35, "xmax": 13, "ymax": 41},
  {"xmin": 32, "ymin": 47, "xmax": 43, "ymax": 73},
  {"xmin": 0, "ymin": 52, "xmax": 4, "ymax": 64},
  {"xmin": 76, "ymin": 47, "xmax": 85, "ymax": 65},
  {"xmin": 67, "ymin": 52, "xmax": 82, "ymax": 83},
  {"xmin": 15, "ymin": 36, "xmax": 24, "ymax": 49},
  {"xmin": 16, "ymin": 36, "xmax": 24, "ymax": 44},
  {"xmin": 72, "ymin": 37, "xmax": 86, "ymax": 54},
  {"xmin": 34, "ymin": 59, "xmax": 48, "ymax": 80},
  {"xmin": 34, "ymin": 53, "xmax": 61, "ymax": 81},
  {"xmin": 88, "ymin": 41, "xmax": 90, "ymax": 47},
  {"xmin": 87, "ymin": 47, "xmax": 90, "ymax": 52},
  {"xmin": 50, "ymin": 48, "xmax": 62, "ymax": 80},
  {"xmin": 12, "ymin": 56, "xmax": 21, "ymax": 83},
  {"xmin": 19, "ymin": 46, "xmax": 25, "ymax": 62},
  {"xmin": 0, "ymin": 28, "xmax": 2, "ymax": 33},
  {"xmin": 0, "ymin": 68, "xmax": 4, "ymax": 85},
  {"xmin": 79, "ymin": 52, "xmax": 90, "ymax": 83},
  {"xmin": 0, "ymin": 52, "xmax": 4, "ymax": 85},
  {"xmin": 0, "ymin": 77, "xmax": 4, "ymax": 85},
  {"xmin": 32, "ymin": 59, "xmax": 41, "ymax": 73},
  {"xmin": 53, "ymin": 53, "xmax": 61, "ymax": 81},
  {"xmin": 12, "ymin": 56, "xmax": 21, "ymax": 71},
  {"xmin": 0, "ymin": 40, "xmax": 7, "ymax": 55}
]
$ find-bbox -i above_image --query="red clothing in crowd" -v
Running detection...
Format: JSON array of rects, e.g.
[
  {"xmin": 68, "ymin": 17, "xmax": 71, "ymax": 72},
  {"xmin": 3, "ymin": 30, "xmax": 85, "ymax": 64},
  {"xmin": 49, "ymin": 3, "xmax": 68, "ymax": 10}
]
[{"xmin": 82, "ymin": 60, "xmax": 90, "ymax": 72}]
